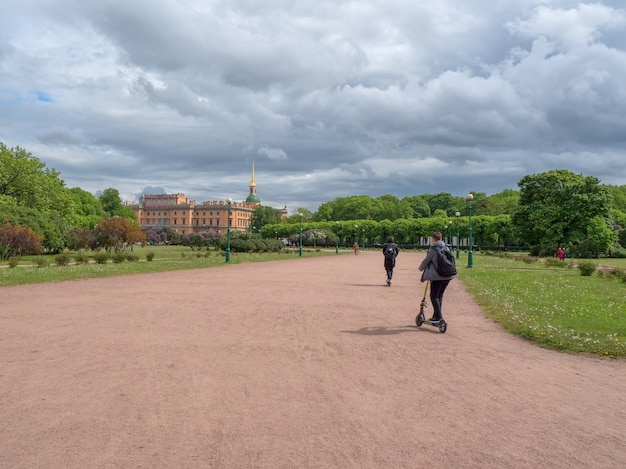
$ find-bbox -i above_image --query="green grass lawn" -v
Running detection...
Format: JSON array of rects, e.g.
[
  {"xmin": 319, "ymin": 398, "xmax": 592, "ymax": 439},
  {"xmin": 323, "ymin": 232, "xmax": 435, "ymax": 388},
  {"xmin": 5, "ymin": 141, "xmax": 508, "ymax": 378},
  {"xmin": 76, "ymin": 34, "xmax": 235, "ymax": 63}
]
[
  {"xmin": 0, "ymin": 246, "xmax": 339, "ymax": 286},
  {"xmin": 459, "ymin": 253, "xmax": 626, "ymax": 358}
]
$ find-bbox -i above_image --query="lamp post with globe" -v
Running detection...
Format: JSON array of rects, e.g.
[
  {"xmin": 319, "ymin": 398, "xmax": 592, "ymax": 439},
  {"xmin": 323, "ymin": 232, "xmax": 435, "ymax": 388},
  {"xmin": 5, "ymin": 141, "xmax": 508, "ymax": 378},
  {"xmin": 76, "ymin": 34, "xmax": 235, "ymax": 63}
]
[{"xmin": 466, "ymin": 193, "xmax": 474, "ymax": 268}]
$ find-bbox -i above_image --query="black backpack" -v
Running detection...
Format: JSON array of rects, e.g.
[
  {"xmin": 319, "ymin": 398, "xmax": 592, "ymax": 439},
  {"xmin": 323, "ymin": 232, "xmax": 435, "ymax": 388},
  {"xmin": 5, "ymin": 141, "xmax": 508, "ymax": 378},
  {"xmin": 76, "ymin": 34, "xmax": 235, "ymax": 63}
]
[
  {"xmin": 384, "ymin": 244, "xmax": 397, "ymax": 259},
  {"xmin": 432, "ymin": 245, "xmax": 457, "ymax": 277}
]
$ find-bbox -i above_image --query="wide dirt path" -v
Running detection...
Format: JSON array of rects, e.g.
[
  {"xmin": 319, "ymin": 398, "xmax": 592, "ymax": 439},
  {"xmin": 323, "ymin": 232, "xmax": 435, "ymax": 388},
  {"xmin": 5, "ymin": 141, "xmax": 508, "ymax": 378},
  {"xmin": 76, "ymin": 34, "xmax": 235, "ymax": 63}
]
[{"xmin": 1, "ymin": 251, "xmax": 625, "ymax": 468}]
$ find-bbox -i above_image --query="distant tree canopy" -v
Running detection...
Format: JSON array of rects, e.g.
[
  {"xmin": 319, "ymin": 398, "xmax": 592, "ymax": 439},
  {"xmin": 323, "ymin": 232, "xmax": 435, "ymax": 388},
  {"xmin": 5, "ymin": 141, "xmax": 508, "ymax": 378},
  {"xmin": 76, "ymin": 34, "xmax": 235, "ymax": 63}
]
[
  {"xmin": 98, "ymin": 188, "xmax": 136, "ymax": 220},
  {"xmin": 313, "ymin": 191, "xmax": 502, "ymax": 222},
  {"xmin": 250, "ymin": 205, "xmax": 284, "ymax": 232},
  {"xmin": 511, "ymin": 169, "xmax": 614, "ymax": 253}
]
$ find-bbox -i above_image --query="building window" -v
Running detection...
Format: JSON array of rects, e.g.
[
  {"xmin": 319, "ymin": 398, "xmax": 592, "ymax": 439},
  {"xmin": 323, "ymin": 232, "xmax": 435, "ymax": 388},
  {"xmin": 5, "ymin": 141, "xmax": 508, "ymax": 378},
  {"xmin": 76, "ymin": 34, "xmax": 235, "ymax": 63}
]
[{"xmin": 174, "ymin": 219, "xmax": 177, "ymax": 225}]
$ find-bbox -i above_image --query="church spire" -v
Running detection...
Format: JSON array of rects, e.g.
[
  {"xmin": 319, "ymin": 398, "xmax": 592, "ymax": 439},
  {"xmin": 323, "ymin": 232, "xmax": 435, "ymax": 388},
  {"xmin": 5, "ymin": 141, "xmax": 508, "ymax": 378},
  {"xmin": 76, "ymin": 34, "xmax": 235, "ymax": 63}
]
[{"xmin": 246, "ymin": 160, "xmax": 261, "ymax": 204}]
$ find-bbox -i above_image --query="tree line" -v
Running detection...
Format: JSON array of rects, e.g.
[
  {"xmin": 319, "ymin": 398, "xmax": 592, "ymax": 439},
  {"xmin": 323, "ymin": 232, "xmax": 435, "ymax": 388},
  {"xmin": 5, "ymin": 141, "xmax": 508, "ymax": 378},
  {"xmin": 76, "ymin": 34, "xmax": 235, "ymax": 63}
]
[{"xmin": 2, "ymin": 141, "xmax": 626, "ymax": 259}]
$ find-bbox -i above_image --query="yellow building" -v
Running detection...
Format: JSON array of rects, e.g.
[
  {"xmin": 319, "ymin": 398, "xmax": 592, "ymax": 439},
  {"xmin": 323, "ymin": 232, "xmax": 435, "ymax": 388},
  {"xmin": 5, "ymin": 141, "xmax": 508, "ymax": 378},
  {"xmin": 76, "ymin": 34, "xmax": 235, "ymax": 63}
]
[{"xmin": 130, "ymin": 162, "xmax": 282, "ymax": 234}]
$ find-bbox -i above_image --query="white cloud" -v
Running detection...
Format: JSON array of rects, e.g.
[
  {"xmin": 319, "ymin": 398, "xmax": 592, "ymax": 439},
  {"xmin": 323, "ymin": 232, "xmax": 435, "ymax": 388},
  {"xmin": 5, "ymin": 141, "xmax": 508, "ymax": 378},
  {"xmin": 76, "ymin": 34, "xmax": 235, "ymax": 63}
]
[
  {"xmin": 258, "ymin": 145, "xmax": 288, "ymax": 161},
  {"xmin": 1, "ymin": 0, "xmax": 625, "ymax": 211}
]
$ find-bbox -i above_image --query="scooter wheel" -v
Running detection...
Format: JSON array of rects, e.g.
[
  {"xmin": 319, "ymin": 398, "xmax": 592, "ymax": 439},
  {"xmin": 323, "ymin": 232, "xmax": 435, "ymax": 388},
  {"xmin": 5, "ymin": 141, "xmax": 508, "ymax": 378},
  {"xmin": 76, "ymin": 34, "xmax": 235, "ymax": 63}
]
[
  {"xmin": 415, "ymin": 314, "xmax": 423, "ymax": 327},
  {"xmin": 438, "ymin": 320, "xmax": 447, "ymax": 333}
]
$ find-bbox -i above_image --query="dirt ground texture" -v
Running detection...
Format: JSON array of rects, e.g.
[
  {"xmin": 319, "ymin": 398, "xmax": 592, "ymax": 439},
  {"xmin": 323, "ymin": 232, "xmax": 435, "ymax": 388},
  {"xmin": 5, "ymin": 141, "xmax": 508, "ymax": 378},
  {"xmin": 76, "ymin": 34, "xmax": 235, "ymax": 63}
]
[{"xmin": 1, "ymin": 251, "xmax": 625, "ymax": 468}]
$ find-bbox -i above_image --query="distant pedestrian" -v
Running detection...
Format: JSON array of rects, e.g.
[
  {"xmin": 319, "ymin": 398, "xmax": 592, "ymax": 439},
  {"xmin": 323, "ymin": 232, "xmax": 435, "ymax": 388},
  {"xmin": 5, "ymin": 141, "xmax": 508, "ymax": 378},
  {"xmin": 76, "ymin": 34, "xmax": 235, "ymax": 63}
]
[
  {"xmin": 419, "ymin": 232, "xmax": 457, "ymax": 322},
  {"xmin": 557, "ymin": 247, "xmax": 564, "ymax": 260},
  {"xmin": 382, "ymin": 236, "xmax": 399, "ymax": 286},
  {"xmin": 353, "ymin": 242, "xmax": 359, "ymax": 255}
]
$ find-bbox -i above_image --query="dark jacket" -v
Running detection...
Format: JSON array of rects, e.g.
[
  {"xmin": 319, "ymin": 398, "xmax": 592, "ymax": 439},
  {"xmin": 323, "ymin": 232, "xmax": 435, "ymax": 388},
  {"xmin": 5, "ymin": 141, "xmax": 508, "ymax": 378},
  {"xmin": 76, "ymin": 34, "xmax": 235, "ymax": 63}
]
[
  {"xmin": 419, "ymin": 240, "xmax": 457, "ymax": 282},
  {"xmin": 382, "ymin": 242, "xmax": 399, "ymax": 267}
]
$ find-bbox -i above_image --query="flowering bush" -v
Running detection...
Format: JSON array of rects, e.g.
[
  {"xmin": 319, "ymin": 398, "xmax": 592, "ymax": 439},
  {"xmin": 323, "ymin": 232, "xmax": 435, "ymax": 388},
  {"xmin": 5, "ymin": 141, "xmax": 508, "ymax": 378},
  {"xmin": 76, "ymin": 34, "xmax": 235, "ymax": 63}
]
[{"xmin": 0, "ymin": 222, "xmax": 44, "ymax": 259}]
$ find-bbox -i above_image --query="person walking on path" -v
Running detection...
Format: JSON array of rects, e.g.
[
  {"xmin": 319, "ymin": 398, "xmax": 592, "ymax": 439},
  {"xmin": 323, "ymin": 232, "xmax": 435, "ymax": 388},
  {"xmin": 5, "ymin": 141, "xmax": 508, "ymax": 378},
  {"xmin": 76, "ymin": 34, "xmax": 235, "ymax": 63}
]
[
  {"xmin": 353, "ymin": 242, "xmax": 359, "ymax": 255},
  {"xmin": 418, "ymin": 232, "xmax": 457, "ymax": 322},
  {"xmin": 382, "ymin": 236, "xmax": 399, "ymax": 286}
]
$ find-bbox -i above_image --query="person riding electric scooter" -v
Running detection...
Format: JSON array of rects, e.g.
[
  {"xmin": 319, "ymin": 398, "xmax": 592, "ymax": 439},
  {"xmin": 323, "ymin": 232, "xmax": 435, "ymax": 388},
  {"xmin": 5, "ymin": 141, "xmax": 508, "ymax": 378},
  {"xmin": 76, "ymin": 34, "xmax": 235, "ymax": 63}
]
[{"xmin": 418, "ymin": 231, "xmax": 457, "ymax": 324}]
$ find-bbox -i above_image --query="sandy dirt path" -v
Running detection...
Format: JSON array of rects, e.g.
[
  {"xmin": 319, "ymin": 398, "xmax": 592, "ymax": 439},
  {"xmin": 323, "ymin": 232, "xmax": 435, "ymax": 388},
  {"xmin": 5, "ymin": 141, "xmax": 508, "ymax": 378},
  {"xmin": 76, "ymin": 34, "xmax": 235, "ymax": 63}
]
[{"xmin": 1, "ymin": 251, "xmax": 625, "ymax": 468}]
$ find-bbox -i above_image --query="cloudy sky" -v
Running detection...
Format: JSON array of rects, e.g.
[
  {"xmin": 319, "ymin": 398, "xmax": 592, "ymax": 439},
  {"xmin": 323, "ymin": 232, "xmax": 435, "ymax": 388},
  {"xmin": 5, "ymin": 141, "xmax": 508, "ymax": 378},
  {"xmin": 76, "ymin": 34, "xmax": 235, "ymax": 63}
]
[{"xmin": 1, "ymin": 1, "xmax": 625, "ymax": 212}]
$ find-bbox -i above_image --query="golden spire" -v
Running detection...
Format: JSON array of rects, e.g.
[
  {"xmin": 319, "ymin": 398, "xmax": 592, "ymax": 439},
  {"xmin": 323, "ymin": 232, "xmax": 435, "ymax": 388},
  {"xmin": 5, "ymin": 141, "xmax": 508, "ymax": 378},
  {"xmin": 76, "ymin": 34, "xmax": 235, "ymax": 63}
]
[{"xmin": 250, "ymin": 160, "xmax": 256, "ymax": 187}]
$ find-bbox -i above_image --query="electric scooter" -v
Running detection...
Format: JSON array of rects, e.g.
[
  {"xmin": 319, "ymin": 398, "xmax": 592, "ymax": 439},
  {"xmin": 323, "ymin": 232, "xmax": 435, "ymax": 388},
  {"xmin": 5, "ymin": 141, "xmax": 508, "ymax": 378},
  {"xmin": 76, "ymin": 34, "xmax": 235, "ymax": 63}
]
[{"xmin": 415, "ymin": 281, "xmax": 448, "ymax": 333}]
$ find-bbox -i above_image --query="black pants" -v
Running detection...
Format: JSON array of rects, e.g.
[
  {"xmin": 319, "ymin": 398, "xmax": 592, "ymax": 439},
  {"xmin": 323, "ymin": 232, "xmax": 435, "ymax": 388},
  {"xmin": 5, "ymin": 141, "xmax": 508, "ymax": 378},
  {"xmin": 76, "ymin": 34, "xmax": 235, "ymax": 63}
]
[
  {"xmin": 430, "ymin": 279, "xmax": 451, "ymax": 320},
  {"xmin": 384, "ymin": 259, "xmax": 395, "ymax": 280}
]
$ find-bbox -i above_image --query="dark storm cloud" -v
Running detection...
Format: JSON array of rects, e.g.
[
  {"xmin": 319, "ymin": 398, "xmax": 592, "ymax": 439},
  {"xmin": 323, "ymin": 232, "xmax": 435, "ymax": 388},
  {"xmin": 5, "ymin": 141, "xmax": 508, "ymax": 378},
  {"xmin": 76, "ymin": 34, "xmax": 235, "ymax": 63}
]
[{"xmin": 1, "ymin": 0, "xmax": 625, "ymax": 212}]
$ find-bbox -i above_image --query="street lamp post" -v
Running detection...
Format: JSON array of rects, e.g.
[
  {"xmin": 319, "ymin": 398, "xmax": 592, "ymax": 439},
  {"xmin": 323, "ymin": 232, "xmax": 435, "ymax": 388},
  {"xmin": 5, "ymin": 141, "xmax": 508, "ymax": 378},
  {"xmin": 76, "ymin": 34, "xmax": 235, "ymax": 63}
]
[
  {"xmin": 225, "ymin": 197, "xmax": 232, "ymax": 263},
  {"xmin": 466, "ymin": 193, "xmax": 474, "ymax": 268},
  {"xmin": 448, "ymin": 220, "xmax": 453, "ymax": 245},
  {"xmin": 335, "ymin": 221, "xmax": 339, "ymax": 254},
  {"xmin": 362, "ymin": 229, "xmax": 365, "ymax": 250},
  {"xmin": 298, "ymin": 212, "xmax": 303, "ymax": 257},
  {"xmin": 455, "ymin": 211, "xmax": 461, "ymax": 259}
]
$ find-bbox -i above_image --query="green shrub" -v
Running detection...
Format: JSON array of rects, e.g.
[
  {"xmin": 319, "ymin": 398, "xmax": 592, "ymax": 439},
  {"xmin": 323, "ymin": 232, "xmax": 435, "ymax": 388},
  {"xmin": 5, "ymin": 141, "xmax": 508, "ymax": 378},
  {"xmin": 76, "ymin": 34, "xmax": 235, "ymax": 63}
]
[
  {"xmin": 112, "ymin": 253, "xmax": 126, "ymax": 263},
  {"xmin": 545, "ymin": 257, "xmax": 568, "ymax": 268},
  {"xmin": 520, "ymin": 255, "xmax": 537, "ymax": 264},
  {"xmin": 126, "ymin": 254, "xmax": 139, "ymax": 262},
  {"xmin": 577, "ymin": 261, "xmax": 596, "ymax": 277},
  {"xmin": 74, "ymin": 253, "xmax": 89, "ymax": 264},
  {"xmin": 93, "ymin": 252, "xmax": 109, "ymax": 264},
  {"xmin": 146, "ymin": 251, "xmax": 155, "ymax": 261},
  {"xmin": 54, "ymin": 252, "xmax": 71, "ymax": 266},
  {"xmin": 8, "ymin": 257, "xmax": 20, "ymax": 268},
  {"xmin": 598, "ymin": 267, "xmax": 626, "ymax": 281},
  {"xmin": 610, "ymin": 246, "xmax": 626, "ymax": 258},
  {"xmin": 35, "ymin": 257, "xmax": 50, "ymax": 267}
]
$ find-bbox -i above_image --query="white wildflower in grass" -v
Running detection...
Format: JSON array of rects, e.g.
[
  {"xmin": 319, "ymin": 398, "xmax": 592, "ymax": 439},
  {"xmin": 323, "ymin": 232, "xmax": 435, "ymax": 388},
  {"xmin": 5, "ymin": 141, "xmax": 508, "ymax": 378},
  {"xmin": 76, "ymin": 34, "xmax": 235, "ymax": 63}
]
[{"xmin": 461, "ymin": 254, "xmax": 626, "ymax": 357}]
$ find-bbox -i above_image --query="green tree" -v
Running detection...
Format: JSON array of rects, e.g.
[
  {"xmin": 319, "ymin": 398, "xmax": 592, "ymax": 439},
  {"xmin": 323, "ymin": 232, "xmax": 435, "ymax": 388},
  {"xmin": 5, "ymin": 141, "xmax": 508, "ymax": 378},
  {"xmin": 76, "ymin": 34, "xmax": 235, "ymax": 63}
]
[
  {"xmin": 250, "ymin": 205, "xmax": 283, "ymax": 232},
  {"xmin": 98, "ymin": 188, "xmax": 136, "ymax": 220},
  {"xmin": 0, "ymin": 200, "xmax": 72, "ymax": 253},
  {"xmin": 475, "ymin": 189, "xmax": 519, "ymax": 216},
  {"xmin": 314, "ymin": 195, "xmax": 379, "ymax": 221},
  {"xmin": 373, "ymin": 194, "xmax": 413, "ymax": 221},
  {"xmin": 607, "ymin": 185, "xmax": 626, "ymax": 212},
  {"xmin": 402, "ymin": 195, "xmax": 431, "ymax": 218},
  {"xmin": 67, "ymin": 187, "xmax": 105, "ymax": 228},
  {"xmin": 0, "ymin": 142, "xmax": 75, "ymax": 219},
  {"xmin": 423, "ymin": 192, "xmax": 469, "ymax": 217},
  {"xmin": 511, "ymin": 170, "xmax": 612, "ymax": 249}
]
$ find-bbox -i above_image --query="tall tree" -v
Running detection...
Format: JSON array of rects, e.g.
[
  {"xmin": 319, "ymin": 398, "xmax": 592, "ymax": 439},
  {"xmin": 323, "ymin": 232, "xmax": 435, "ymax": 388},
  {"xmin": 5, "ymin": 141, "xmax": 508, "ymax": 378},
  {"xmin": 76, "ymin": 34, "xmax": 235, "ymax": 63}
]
[
  {"xmin": 0, "ymin": 142, "xmax": 75, "ymax": 219},
  {"xmin": 511, "ymin": 170, "xmax": 612, "ymax": 248},
  {"xmin": 67, "ymin": 187, "xmax": 106, "ymax": 228},
  {"xmin": 474, "ymin": 189, "xmax": 519, "ymax": 216},
  {"xmin": 402, "ymin": 195, "xmax": 431, "ymax": 218},
  {"xmin": 250, "ymin": 205, "xmax": 283, "ymax": 232},
  {"xmin": 374, "ymin": 194, "xmax": 413, "ymax": 221},
  {"xmin": 98, "ymin": 188, "xmax": 136, "ymax": 220}
]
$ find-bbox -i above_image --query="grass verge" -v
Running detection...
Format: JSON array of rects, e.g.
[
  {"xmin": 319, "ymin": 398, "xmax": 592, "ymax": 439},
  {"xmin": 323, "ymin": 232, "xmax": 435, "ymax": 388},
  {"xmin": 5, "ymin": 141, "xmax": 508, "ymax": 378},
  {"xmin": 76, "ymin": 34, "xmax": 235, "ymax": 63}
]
[
  {"xmin": 0, "ymin": 246, "xmax": 339, "ymax": 286},
  {"xmin": 459, "ymin": 253, "xmax": 626, "ymax": 358}
]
